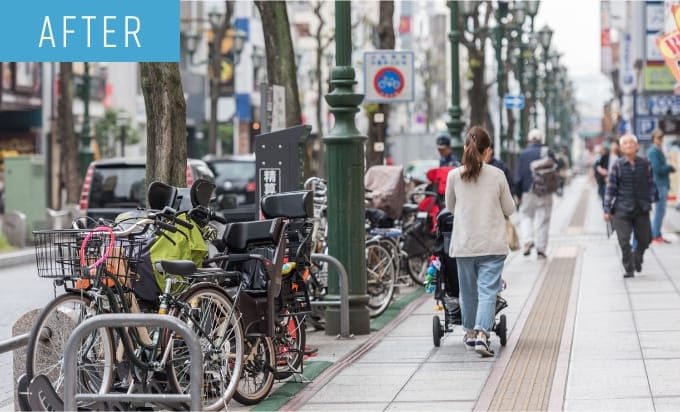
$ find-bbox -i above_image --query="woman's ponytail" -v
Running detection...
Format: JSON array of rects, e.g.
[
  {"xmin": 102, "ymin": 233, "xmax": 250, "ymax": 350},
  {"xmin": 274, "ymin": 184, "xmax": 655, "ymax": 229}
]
[{"xmin": 460, "ymin": 126, "xmax": 491, "ymax": 182}]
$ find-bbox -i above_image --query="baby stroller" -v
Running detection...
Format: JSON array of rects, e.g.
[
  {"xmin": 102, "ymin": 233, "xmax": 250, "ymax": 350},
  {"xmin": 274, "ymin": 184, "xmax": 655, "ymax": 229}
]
[{"xmin": 430, "ymin": 208, "xmax": 508, "ymax": 348}]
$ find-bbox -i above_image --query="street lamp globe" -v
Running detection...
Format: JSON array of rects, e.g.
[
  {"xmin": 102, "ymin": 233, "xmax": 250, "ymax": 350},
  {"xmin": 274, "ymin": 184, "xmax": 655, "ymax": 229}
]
[
  {"xmin": 460, "ymin": 0, "xmax": 479, "ymax": 18},
  {"xmin": 525, "ymin": 0, "xmax": 540, "ymax": 18},
  {"xmin": 233, "ymin": 29, "xmax": 247, "ymax": 55},
  {"xmin": 528, "ymin": 32, "xmax": 539, "ymax": 51},
  {"xmin": 538, "ymin": 25, "xmax": 553, "ymax": 50},
  {"xmin": 208, "ymin": 9, "xmax": 223, "ymax": 28},
  {"xmin": 184, "ymin": 30, "xmax": 201, "ymax": 56},
  {"xmin": 512, "ymin": 2, "xmax": 527, "ymax": 25},
  {"xmin": 550, "ymin": 52, "xmax": 561, "ymax": 68}
]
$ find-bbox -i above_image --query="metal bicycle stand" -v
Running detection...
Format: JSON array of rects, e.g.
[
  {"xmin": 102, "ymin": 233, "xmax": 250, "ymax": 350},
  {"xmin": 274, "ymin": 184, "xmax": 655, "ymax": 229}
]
[
  {"xmin": 63, "ymin": 313, "xmax": 204, "ymax": 411},
  {"xmin": 311, "ymin": 253, "xmax": 352, "ymax": 339}
]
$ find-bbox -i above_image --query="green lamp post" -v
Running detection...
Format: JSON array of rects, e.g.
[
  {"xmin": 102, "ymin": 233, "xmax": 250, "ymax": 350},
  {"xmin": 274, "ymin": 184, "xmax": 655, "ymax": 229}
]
[
  {"xmin": 323, "ymin": 0, "xmax": 370, "ymax": 336},
  {"xmin": 538, "ymin": 25, "xmax": 553, "ymax": 144},
  {"xmin": 79, "ymin": 62, "xmax": 93, "ymax": 177},
  {"xmin": 446, "ymin": 0, "xmax": 465, "ymax": 160},
  {"xmin": 522, "ymin": 0, "xmax": 540, "ymax": 146}
]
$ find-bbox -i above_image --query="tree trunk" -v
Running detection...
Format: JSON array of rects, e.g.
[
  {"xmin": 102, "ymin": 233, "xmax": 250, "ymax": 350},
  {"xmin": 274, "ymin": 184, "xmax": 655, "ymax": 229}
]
[
  {"xmin": 255, "ymin": 1, "xmax": 302, "ymax": 128},
  {"xmin": 366, "ymin": 0, "xmax": 394, "ymax": 169},
  {"xmin": 467, "ymin": 48, "xmax": 489, "ymax": 130},
  {"xmin": 58, "ymin": 63, "xmax": 80, "ymax": 204},
  {"xmin": 140, "ymin": 63, "xmax": 187, "ymax": 191}
]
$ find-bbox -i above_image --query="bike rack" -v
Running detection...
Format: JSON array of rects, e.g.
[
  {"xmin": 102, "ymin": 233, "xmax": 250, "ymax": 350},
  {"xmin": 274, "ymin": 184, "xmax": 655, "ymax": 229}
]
[
  {"xmin": 311, "ymin": 253, "xmax": 351, "ymax": 339},
  {"xmin": 63, "ymin": 314, "xmax": 203, "ymax": 411}
]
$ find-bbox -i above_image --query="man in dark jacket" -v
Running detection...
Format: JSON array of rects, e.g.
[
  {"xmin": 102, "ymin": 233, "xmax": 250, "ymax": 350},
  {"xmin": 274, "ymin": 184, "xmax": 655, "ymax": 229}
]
[
  {"xmin": 603, "ymin": 134, "xmax": 657, "ymax": 278},
  {"xmin": 436, "ymin": 133, "xmax": 460, "ymax": 167},
  {"xmin": 514, "ymin": 129, "xmax": 558, "ymax": 259}
]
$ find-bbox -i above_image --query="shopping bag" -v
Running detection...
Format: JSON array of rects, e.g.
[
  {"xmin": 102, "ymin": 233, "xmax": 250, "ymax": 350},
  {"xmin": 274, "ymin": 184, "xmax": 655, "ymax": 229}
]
[{"xmin": 505, "ymin": 219, "xmax": 520, "ymax": 251}]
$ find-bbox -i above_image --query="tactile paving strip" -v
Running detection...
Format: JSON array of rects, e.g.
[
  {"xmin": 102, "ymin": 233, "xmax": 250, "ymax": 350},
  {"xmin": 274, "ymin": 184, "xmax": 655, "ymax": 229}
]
[{"xmin": 488, "ymin": 254, "xmax": 577, "ymax": 411}]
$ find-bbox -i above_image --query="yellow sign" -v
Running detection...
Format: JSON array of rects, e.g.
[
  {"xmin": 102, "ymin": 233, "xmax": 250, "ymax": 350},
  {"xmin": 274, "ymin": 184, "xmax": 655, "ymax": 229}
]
[{"xmin": 644, "ymin": 63, "xmax": 676, "ymax": 91}]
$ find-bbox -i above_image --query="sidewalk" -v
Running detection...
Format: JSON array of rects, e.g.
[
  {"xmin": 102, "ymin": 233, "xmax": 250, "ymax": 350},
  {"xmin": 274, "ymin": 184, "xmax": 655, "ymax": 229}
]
[{"xmin": 265, "ymin": 175, "xmax": 680, "ymax": 411}]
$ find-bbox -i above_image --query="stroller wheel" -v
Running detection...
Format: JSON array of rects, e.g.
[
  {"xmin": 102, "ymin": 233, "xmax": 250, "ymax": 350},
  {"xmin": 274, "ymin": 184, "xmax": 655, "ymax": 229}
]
[
  {"xmin": 497, "ymin": 314, "xmax": 507, "ymax": 346},
  {"xmin": 433, "ymin": 315, "xmax": 442, "ymax": 347}
]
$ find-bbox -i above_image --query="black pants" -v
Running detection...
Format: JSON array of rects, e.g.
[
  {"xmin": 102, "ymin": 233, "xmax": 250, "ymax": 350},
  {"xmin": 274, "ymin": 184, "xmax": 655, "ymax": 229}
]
[{"xmin": 613, "ymin": 211, "xmax": 651, "ymax": 274}]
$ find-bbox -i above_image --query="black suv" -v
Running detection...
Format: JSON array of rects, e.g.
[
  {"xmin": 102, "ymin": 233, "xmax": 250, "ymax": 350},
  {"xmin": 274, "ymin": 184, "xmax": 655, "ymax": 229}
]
[
  {"xmin": 203, "ymin": 154, "xmax": 257, "ymax": 223},
  {"xmin": 80, "ymin": 157, "xmax": 215, "ymax": 222}
]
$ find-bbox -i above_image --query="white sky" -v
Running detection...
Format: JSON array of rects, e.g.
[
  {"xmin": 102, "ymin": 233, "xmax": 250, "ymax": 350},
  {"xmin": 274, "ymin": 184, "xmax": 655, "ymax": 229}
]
[{"xmin": 533, "ymin": 0, "xmax": 612, "ymax": 118}]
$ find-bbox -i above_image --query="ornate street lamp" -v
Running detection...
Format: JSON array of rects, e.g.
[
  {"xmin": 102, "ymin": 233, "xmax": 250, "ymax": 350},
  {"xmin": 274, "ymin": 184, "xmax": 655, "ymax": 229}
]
[
  {"xmin": 183, "ymin": 18, "xmax": 246, "ymax": 155},
  {"xmin": 116, "ymin": 111, "xmax": 131, "ymax": 157},
  {"xmin": 538, "ymin": 24, "xmax": 553, "ymax": 144},
  {"xmin": 79, "ymin": 62, "xmax": 93, "ymax": 178}
]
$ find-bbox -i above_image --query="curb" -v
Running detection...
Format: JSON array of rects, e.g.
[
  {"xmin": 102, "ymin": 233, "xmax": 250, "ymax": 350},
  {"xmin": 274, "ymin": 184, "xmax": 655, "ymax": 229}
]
[{"xmin": 0, "ymin": 249, "xmax": 34, "ymax": 269}]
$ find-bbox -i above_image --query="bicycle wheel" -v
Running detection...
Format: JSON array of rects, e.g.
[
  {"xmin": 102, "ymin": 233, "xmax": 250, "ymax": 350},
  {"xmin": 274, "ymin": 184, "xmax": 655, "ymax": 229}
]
[
  {"xmin": 366, "ymin": 242, "xmax": 396, "ymax": 317},
  {"xmin": 407, "ymin": 253, "xmax": 429, "ymax": 285},
  {"xmin": 25, "ymin": 292, "xmax": 114, "ymax": 406},
  {"xmin": 233, "ymin": 336, "xmax": 275, "ymax": 405},
  {"xmin": 166, "ymin": 284, "xmax": 244, "ymax": 411},
  {"xmin": 273, "ymin": 313, "xmax": 306, "ymax": 379}
]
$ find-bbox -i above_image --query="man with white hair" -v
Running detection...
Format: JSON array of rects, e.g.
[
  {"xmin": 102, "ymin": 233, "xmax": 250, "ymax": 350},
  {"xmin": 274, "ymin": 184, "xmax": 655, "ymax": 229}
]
[
  {"xmin": 603, "ymin": 133, "xmax": 656, "ymax": 278},
  {"xmin": 514, "ymin": 129, "xmax": 558, "ymax": 258}
]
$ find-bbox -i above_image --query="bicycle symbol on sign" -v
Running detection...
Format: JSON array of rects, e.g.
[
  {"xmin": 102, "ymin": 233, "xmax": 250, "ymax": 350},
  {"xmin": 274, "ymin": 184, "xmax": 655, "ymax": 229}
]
[{"xmin": 374, "ymin": 67, "xmax": 405, "ymax": 99}]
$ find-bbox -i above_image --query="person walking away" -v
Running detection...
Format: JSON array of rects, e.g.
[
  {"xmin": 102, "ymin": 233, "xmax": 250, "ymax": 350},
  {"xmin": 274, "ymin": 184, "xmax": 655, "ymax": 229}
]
[
  {"xmin": 593, "ymin": 144, "xmax": 607, "ymax": 201},
  {"xmin": 647, "ymin": 129, "xmax": 676, "ymax": 244},
  {"xmin": 603, "ymin": 134, "xmax": 657, "ymax": 278},
  {"xmin": 514, "ymin": 129, "xmax": 559, "ymax": 258},
  {"xmin": 485, "ymin": 143, "xmax": 513, "ymax": 188},
  {"xmin": 555, "ymin": 146, "xmax": 571, "ymax": 196},
  {"xmin": 595, "ymin": 139, "xmax": 620, "ymax": 202},
  {"xmin": 436, "ymin": 133, "xmax": 460, "ymax": 167},
  {"xmin": 445, "ymin": 126, "xmax": 515, "ymax": 357}
]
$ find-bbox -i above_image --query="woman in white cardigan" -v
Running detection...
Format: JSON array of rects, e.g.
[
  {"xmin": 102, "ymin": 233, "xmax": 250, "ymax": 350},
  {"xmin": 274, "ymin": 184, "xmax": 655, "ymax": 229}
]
[{"xmin": 444, "ymin": 126, "xmax": 515, "ymax": 357}]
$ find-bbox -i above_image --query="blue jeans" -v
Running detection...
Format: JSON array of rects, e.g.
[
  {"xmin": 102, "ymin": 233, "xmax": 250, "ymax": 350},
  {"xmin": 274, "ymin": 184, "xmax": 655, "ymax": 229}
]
[
  {"xmin": 651, "ymin": 185, "xmax": 669, "ymax": 239},
  {"xmin": 456, "ymin": 255, "xmax": 506, "ymax": 337}
]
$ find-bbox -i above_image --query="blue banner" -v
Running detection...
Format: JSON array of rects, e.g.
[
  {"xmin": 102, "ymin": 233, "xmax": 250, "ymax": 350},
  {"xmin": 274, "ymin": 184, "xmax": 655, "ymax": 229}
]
[{"xmin": 0, "ymin": 0, "xmax": 179, "ymax": 62}]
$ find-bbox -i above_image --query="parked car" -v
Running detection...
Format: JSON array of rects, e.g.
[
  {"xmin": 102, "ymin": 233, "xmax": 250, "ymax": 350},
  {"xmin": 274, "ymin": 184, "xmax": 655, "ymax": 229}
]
[
  {"xmin": 79, "ymin": 157, "xmax": 215, "ymax": 222},
  {"xmin": 203, "ymin": 154, "xmax": 257, "ymax": 223}
]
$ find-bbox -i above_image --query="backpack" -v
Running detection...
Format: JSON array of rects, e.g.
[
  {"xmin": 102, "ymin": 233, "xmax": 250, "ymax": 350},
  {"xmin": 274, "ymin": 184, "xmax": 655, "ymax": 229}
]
[{"xmin": 530, "ymin": 146, "xmax": 560, "ymax": 196}]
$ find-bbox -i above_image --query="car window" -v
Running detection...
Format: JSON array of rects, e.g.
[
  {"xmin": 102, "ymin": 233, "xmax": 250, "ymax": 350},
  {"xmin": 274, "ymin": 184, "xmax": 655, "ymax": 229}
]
[
  {"xmin": 211, "ymin": 161, "xmax": 256, "ymax": 184},
  {"xmin": 88, "ymin": 165, "xmax": 146, "ymax": 208}
]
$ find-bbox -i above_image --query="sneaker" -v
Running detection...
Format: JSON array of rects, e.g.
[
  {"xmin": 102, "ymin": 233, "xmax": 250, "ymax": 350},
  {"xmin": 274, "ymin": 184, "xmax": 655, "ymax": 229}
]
[
  {"xmin": 623, "ymin": 272, "xmax": 634, "ymax": 278},
  {"xmin": 537, "ymin": 251, "xmax": 547, "ymax": 259},
  {"xmin": 475, "ymin": 336, "xmax": 495, "ymax": 357},
  {"xmin": 652, "ymin": 237, "xmax": 671, "ymax": 244},
  {"xmin": 522, "ymin": 242, "xmax": 534, "ymax": 256},
  {"xmin": 463, "ymin": 335, "xmax": 476, "ymax": 351}
]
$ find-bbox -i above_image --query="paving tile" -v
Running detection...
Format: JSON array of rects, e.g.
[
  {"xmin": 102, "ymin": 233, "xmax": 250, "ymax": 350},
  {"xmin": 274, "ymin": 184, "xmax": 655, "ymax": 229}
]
[
  {"xmin": 576, "ymin": 292, "xmax": 631, "ymax": 312},
  {"xmin": 333, "ymin": 362, "xmax": 420, "ymax": 376},
  {"xmin": 646, "ymin": 359, "xmax": 680, "ymax": 397},
  {"xmin": 309, "ymin": 381, "xmax": 402, "ymax": 403},
  {"xmin": 571, "ymin": 331, "xmax": 641, "ymax": 360},
  {"xmin": 356, "ymin": 337, "xmax": 433, "ymax": 363},
  {"xmin": 299, "ymin": 401, "xmax": 389, "ymax": 411},
  {"xmin": 629, "ymin": 293, "xmax": 680, "ymax": 311},
  {"xmin": 634, "ymin": 310, "xmax": 680, "ymax": 332},
  {"xmin": 574, "ymin": 310, "xmax": 636, "ymax": 333},
  {"xmin": 564, "ymin": 397, "xmax": 654, "ymax": 411},
  {"xmin": 625, "ymin": 279, "xmax": 675, "ymax": 293},
  {"xmin": 386, "ymin": 400, "xmax": 475, "ymax": 411},
  {"xmin": 394, "ymin": 387, "xmax": 481, "ymax": 403},
  {"xmin": 639, "ymin": 331, "xmax": 680, "ymax": 359},
  {"xmin": 654, "ymin": 396, "xmax": 680, "ymax": 411},
  {"xmin": 566, "ymin": 359, "xmax": 650, "ymax": 399}
]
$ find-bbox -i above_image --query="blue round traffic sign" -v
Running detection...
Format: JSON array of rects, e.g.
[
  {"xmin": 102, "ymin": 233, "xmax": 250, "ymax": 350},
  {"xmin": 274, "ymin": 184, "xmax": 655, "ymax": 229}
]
[{"xmin": 373, "ymin": 67, "xmax": 405, "ymax": 98}]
